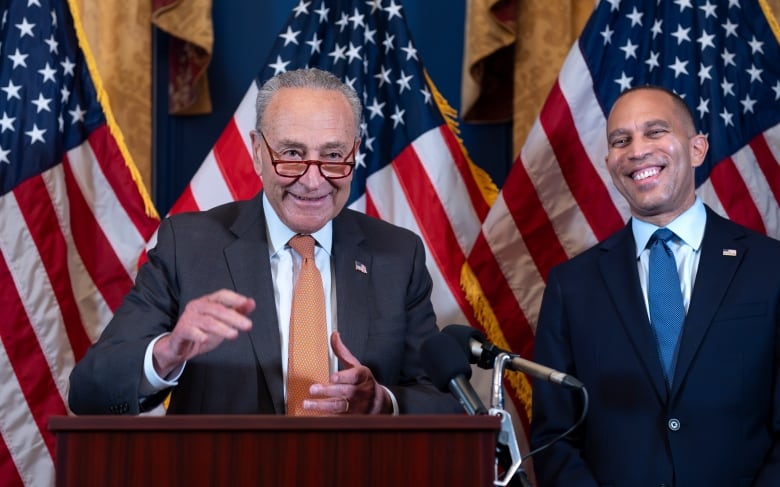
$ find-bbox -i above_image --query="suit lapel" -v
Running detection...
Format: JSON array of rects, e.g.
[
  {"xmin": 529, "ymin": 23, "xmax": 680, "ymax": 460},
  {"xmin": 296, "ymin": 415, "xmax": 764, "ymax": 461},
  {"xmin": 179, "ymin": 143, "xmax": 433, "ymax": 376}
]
[
  {"xmin": 332, "ymin": 211, "xmax": 371, "ymax": 367},
  {"xmin": 599, "ymin": 225, "xmax": 669, "ymax": 402},
  {"xmin": 671, "ymin": 209, "xmax": 745, "ymax": 397},
  {"xmin": 223, "ymin": 196, "xmax": 286, "ymax": 413}
]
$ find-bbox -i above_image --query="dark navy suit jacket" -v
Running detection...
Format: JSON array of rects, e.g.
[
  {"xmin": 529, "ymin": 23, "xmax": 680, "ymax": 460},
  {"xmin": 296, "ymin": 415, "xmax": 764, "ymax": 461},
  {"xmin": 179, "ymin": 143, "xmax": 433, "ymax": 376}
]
[
  {"xmin": 530, "ymin": 207, "xmax": 780, "ymax": 486},
  {"xmin": 69, "ymin": 194, "xmax": 460, "ymax": 415}
]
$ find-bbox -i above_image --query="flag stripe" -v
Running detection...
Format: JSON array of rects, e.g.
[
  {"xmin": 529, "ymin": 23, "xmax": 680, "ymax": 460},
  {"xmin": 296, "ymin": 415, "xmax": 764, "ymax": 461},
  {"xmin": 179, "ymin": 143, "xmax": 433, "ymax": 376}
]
[
  {"xmin": 750, "ymin": 133, "xmax": 780, "ymax": 209},
  {"xmin": 708, "ymin": 157, "xmax": 767, "ymax": 234},
  {"xmin": 212, "ymin": 117, "xmax": 262, "ymax": 201},
  {"xmin": 441, "ymin": 127, "xmax": 492, "ymax": 222}
]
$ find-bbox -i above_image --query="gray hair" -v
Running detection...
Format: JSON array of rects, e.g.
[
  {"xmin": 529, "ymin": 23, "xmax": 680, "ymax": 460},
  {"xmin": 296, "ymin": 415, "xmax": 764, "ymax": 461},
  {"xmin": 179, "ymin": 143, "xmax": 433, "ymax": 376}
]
[{"xmin": 255, "ymin": 68, "xmax": 363, "ymax": 139}]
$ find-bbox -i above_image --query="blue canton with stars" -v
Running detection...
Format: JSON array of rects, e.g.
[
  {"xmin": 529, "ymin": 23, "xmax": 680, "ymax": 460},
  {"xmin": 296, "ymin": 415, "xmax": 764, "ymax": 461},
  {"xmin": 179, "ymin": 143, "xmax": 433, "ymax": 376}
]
[
  {"xmin": 0, "ymin": 0, "xmax": 104, "ymax": 195},
  {"xmin": 581, "ymin": 0, "xmax": 780, "ymax": 186},
  {"xmin": 257, "ymin": 0, "xmax": 446, "ymax": 205}
]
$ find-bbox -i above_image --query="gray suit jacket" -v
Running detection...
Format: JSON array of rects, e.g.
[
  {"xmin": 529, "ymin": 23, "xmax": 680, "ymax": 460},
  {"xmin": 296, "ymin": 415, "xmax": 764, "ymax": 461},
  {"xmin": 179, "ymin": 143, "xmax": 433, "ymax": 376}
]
[{"xmin": 69, "ymin": 195, "xmax": 460, "ymax": 415}]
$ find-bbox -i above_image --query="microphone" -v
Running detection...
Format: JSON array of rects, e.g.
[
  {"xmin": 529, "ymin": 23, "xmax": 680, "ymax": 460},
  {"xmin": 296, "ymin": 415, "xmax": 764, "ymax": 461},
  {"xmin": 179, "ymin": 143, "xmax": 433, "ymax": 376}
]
[
  {"xmin": 441, "ymin": 324, "xmax": 584, "ymax": 390},
  {"xmin": 420, "ymin": 333, "xmax": 488, "ymax": 415}
]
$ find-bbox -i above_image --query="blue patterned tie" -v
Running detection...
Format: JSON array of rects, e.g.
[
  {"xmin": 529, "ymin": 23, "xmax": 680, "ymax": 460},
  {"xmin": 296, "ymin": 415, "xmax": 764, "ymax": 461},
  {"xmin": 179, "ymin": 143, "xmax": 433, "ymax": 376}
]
[{"xmin": 648, "ymin": 228, "xmax": 685, "ymax": 384}]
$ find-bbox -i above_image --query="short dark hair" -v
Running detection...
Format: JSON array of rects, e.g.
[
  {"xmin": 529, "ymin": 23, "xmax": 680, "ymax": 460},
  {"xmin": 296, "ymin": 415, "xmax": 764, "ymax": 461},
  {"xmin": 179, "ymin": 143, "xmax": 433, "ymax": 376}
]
[{"xmin": 613, "ymin": 85, "xmax": 698, "ymax": 133}]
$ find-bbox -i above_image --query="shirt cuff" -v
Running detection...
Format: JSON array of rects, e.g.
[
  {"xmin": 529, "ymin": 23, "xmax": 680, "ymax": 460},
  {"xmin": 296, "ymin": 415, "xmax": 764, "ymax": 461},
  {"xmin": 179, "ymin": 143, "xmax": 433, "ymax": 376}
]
[
  {"xmin": 140, "ymin": 333, "xmax": 185, "ymax": 396},
  {"xmin": 381, "ymin": 385, "xmax": 400, "ymax": 415}
]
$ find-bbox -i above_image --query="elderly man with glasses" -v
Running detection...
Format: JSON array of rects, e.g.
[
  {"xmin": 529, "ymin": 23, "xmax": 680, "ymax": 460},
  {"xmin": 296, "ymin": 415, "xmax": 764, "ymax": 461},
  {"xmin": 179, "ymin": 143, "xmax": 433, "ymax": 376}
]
[{"xmin": 69, "ymin": 68, "xmax": 460, "ymax": 417}]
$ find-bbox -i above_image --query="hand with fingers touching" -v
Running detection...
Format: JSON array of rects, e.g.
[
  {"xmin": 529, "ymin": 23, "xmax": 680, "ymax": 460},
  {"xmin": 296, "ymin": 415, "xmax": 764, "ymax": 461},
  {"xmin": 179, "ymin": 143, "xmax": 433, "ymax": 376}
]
[{"xmin": 304, "ymin": 332, "xmax": 392, "ymax": 415}]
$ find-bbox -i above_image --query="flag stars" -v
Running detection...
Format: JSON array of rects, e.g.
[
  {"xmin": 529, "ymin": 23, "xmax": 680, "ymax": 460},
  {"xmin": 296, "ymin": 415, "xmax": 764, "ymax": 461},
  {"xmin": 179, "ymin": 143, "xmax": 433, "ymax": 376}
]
[
  {"xmin": 8, "ymin": 48, "xmax": 28, "ymax": 69},
  {"xmin": 367, "ymin": 97, "xmax": 385, "ymax": 119},
  {"xmin": 38, "ymin": 62, "xmax": 57, "ymax": 83},
  {"xmin": 390, "ymin": 105, "xmax": 405, "ymax": 128},
  {"xmin": 420, "ymin": 85, "xmax": 432, "ymax": 105},
  {"xmin": 269, "ymin": 55, "xmax": 289, "ymax": 75},
  {"xmin": 670, "ymin": 25, "xmax": 691, "ymax": 44},
  {"xmin": 696, "ymin": 30, "xmax": 715, "ymax": 51},
  {"xmin": 15, "ymin": 17, "xmax": 35, "ymax": 37},
  {"xmin": 25, "ymin": 124, "xmax": 46, "ymax": 144},
  {"xmin": 722, "ymin": 18, "xmax": 738, "ymax": 38},
  {"xmin": 313, "ymin": 3, "xmax": 329, "ymax": 22},
  {"xmin": 0, "ymin": 112, "xmax": 15, "ymax": 133},
  {"xmin": 69, "ymin": 105, "xmax": 87, "ymax": 124},
  {"xmin": 401, "ymin": 41, "xmax": 418, "ymax": 61},
  {"xmin": 668, "ymin": 57, "xmax": 688, "ymax": 78},
  {"xmin": 721, "ymin": 48, "xmax": 736, "ymax": 67},
  {"xmin": 292, "ymin": 0, "xmax": 311, "ymax": 17},
  {"xmin": 615, "ymin": 72, "xmax": 633, "ymax": 91},
  {"xmin": 651, "ymin": 19, "xmax": 663, "ymax": 39},
  {"xmin": 773, "ymin": 81, "xmax": 780, "ymax": 100},
  {"xmin": 279, "ymin": 26, "xmax": 300, "ymax": 46},
  {"xmin": 306, "ymin": 33, "xmax": 322, "ymax": 54},
  {"xmin": 721, "ymin": 78, "xmax": 735, "ymax": 97},
  {"xmin": 620, "ymin": 39, "xmax": 638, "ymax": 59},
  {"xmin": 396, "ymin": 70, "xmax": 412, "ymax": 93},
  {"xmin": 336, "ymin": 12, "xmax": 349, "ymax": 32},
  {"xmin": 384, "ymin": 0, "xmax": 403, "ymax": 20},
  {"xmin": 719, "ymin": 108, "xmax": 734, "ymax": 127},
  {"xmin": 382, "ymin": 33, "xmax": 395, "ymax": 53},
  {"xmin": 328, "ymin": 43, "xmax": 347, "ymax": 63},
  {"xmin": 740, "ymin": 94, "xmax": 757, "ymax": 114},
  {"xmin": 2, "ymin": 80, "xmax": 22, "ymax": 100},
  {"xmin": 698, "ymin": 64, "xmax": 712, "ymax": 84},
  {"xmin": 699, "ymin": 1, "xmax": 717, "ymax": 18},
  {"xmin": 348, "ymin": 8, "xmax": 365, "ymax": 29},
  {"xmin": 0, "ymin": 146, "xmax": 9, "ymax": 164},
  {"xmin": 748, "ymin": 36, "xmax": 764, "ymax": 54},
  {"xmin": 626, "ymin": 7, "xmax": 643, "ymax": 27},
  {"xmin": 645, "ymin": 51, "xmax": 660, "ymax": 71},
  {"xmin": 746, "ymin": 64, "xmax": 763, "ymax": 83},
  {"xmin": 60, "ymin": 57, "xmax": 75, "ymax": 76},
  {"xmin": 364, "ymin": 26, "xmax": 376, "ymax": 44},
  {"xmin": 600, "ymin": 25, "xmax": 614, "ymax": 45},
  {"xmin": 345, "ymin": 42, "xmax": 362, "ymax": 63},
  {"xmin": 605, "ymin": 0, "xmax": 620, "ymax": 12},
  {"xmin": 374, "ymin": 65, "xmax": 392, "ymax": 87},
  {"xmin": 44, "ymin": 34, "xmax": 58, "ymax": 54},
  {"xmin": 31, "ymin": 93, "xmax": 52, "ymax": 113},
  {"xmin": 696, "ymin": 97, "xmax": 709, "ymax": 118},
  {"xmin": 674, "ymin": 0, "xmax": 693, "ymax": 12}
]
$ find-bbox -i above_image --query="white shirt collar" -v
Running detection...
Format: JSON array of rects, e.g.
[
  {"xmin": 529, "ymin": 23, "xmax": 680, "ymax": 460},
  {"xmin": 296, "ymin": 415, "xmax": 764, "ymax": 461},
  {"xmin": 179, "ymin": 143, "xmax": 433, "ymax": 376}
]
[
  {"xmin": 262, "ymin": 193, "xmax": 333, "ymax": 256},
  {"xmin": 632, "ymin": 196, "xmax": 706, "ymax": 258}
]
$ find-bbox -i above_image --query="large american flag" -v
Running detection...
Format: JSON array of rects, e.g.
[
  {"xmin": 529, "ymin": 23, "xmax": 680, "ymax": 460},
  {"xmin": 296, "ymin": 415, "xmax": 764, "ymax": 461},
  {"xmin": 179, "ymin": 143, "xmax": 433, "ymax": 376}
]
[
  {"xmin": 465, "ymin": 0, "xmax": 780, "ymax": 432},
  {"xmin": 0, "ymin": 1, "xmax": 160, "ymax": 485},
  {"xmin": 165, "ymin": 0, "xmax": 495, "ymax": 341}
]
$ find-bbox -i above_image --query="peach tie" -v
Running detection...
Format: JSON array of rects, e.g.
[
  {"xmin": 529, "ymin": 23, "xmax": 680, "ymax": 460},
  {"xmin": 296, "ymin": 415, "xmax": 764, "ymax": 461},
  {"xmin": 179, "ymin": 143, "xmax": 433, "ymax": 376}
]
[{"xmin": 286, "ymin": 234, "xmax": 329, "ymax": 416}]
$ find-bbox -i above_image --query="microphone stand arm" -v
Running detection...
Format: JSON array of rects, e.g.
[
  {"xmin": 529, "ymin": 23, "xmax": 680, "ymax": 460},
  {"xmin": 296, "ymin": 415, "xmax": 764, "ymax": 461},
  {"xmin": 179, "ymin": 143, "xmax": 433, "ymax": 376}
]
[{"xmin": 490, "ymin": 353, "xmax": 530, "ymax": 487}]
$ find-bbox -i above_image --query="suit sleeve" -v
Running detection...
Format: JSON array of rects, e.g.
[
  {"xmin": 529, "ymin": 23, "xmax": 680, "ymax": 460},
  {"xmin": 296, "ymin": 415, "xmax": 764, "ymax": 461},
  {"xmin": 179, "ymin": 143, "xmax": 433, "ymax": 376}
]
[
  {"xmin": 68, "ymin": 218, "xmax": 181, "ymax": 414},
  {"xmin": 530, "ymin": 266, "xmax": 599, "ymax": 487},
  {"xmin": 753, "ymin": 294, "xmax": 780, "ymax": 486}
]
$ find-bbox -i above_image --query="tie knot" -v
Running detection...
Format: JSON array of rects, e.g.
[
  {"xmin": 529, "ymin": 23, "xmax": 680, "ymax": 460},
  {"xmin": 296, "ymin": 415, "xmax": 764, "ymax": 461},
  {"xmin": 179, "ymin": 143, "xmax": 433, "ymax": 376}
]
[
  {"xmin": 651, "ymin": 228, "xmax": 676, "ymax": 245},
  {"xmin": 289, "ymin": 234, "xmax": 316, "ymax": 259}
]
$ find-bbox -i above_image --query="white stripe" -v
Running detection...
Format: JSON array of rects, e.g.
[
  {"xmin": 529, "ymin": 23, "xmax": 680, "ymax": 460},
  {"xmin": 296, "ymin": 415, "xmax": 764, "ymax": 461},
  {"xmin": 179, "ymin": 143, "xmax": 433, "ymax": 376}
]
[
  {"xmin": 481, "ymin": 195, "xmax": 545, "ymax": 331},
  {"xmin": 359, "ymin": 164, "xmax": 468, "ymax": 326},
  {"xmin": 561, "ymin": 46, "xmax": 631, "ymax": 223},
  {"xmin": 0, "ymin": 190, "xmax": 73, "ymax": 404},
  {"xmin": 40, "ymin": 165, "xmax": 112, "ymax": 342},
  {"xmin": 0, "ymin": 340, "xmax": 55, "ymax": 487},
  {"xmin": 730, "ymin": 139, "xmax": 779, "ymax": 237},
  {"xmin": 412, "ymin": 127, "xmax": 481, "ymax": 255},
  {"xmin": 66, "ymin": 142, "xmax": 145, "ymax": 280},
  {"xmin": 234, "ymin": 83, "xmax": 259, "ymax": 155},
  {"xmin": 189, "ymin": 153, "xmax": 234, "ymax": 211}
]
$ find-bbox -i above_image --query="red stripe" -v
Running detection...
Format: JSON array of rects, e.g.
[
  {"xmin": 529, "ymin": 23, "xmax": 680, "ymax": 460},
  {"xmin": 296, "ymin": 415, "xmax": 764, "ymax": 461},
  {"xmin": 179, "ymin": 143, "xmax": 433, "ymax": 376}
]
[
  {"xmin": 168, "ymin": 185, "xmax": 201, "ymax": 214},
  {"xmin": 213, "ymin": 119, "xmax": 263, "ymax": 200},
  {"xmin": 62, "ymin": 159, "xmax": 135, "ymax": 315},
  {"xmin": 467, "ymin": 232, "xmax": 535, "ymax": 358},
  {"xmin": 750, "ymin": 134, "xmax": 780, "ymax": 206},
  {"xmin": 392, "ymin": 145, "xmax": 476, "ymax": 327},
  {"xmin": 88, "ymin": 125, "xmax": 160, "ymax": 240},
  {"xmin": 364, "ymin": 192, "xmax": 379, "ymax": 218},
  {"xmin": 507, "ymin": 155, "xmax": 570, "ymax": 281},
  {"xmin": 708, "ymin": 157, "xmax": 767, "ymax": 234},
  {"xmin": 13, "ymin": 175, "xmax": 92, "ymax": 360},
  {"xmin": 541, "ymin": 83, "xmax": 624, "ymax": 241},
  {"xmin": 440, "ymin": 126, "xmax": 491, "ymax": 221},
  {"xmin": 0, "ymin": 434, "xmax": 24, "ymax": 487},
  {"xmin": 0, "ymin": 249, "xmax": 66, "ymax": 460}
]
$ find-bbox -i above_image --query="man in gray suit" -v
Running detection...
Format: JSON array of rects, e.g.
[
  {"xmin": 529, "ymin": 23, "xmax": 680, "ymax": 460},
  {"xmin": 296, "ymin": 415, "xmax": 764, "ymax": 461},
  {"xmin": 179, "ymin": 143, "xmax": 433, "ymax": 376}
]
[
  {"xmin": 530, "ymin": 86, "xmax": 780, "ymax": 486},
  {"xmin": 69, "ymin": 68, "xmax": 460, "ymax": 416}
]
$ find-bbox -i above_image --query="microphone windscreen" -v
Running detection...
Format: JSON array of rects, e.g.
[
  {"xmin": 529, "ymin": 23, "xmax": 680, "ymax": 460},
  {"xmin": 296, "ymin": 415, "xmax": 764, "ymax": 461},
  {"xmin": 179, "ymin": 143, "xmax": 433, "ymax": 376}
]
[
  {"xmin": 441, "ymin": 324, "xmax": 486, "ymax": 362},
  {"xmin": 420, "ymin": 333, "xmax": 472, "ymax": 391}
]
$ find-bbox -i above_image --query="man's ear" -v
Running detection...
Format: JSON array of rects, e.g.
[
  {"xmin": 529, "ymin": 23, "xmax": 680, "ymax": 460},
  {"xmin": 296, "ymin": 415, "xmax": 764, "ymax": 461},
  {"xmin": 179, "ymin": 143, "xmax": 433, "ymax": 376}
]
[{"xmin": 690, "ymin": 133, "xmax": 709, "ymax": 168}]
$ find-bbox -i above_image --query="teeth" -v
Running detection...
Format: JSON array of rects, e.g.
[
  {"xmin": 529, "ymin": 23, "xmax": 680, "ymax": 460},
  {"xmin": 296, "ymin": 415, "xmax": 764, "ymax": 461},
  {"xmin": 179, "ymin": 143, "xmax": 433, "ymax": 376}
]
[{"xmin": 633, "ymin": 167, "xmax": 661, "ymax": 181}]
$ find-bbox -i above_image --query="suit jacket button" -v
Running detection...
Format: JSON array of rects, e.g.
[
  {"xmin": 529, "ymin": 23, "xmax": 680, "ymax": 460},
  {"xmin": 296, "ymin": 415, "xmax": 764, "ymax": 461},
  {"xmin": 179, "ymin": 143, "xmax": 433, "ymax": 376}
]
[{"xmin": 668, "ymin": 418, "xmax": 681, "ymax": 431}]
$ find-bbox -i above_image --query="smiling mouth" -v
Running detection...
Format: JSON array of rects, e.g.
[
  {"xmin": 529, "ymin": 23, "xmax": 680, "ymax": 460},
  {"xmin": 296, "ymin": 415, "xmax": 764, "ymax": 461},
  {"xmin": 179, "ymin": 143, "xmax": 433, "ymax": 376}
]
[
  {"xmin": 289, "ymin": 192, "xmax": 327, "ymax": 202},
  {"xmin": 632, "ymin": 166, "xmax": 662, "ymax": 181}
]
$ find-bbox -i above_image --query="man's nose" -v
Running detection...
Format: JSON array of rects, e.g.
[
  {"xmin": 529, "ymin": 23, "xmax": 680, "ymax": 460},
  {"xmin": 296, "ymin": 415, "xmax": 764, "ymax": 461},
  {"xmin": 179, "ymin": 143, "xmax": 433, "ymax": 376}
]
[{"xmin": 297, "ymin": 162, "xmax": 326, "ymax": 187}]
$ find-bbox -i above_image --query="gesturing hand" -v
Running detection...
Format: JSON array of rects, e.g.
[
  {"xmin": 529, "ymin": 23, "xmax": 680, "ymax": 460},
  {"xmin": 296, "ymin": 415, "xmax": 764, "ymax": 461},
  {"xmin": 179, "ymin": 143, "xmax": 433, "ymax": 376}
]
[
  {"xmin": 305, "ymin": 331, "xmax": 392, "ymax": 415},
  {"xmin": 153, "ymin": 289, "xmax": 255, "ymax": 377}
]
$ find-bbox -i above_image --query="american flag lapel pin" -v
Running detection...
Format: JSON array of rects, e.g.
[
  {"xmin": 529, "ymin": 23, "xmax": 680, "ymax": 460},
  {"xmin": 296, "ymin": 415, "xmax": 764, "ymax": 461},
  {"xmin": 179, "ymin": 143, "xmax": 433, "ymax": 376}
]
[
  {"xmin": 355, "ymin": 260, "xmax": 367, "ymax": 274},
  {"xmin": 722, "ymin": 249, "xmax": 737, "ymax": 257}
]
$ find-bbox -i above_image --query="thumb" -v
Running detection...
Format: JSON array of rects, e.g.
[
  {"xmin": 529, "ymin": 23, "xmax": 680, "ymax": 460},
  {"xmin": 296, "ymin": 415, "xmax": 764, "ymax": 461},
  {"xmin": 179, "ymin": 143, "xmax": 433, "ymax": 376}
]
[{"xmin": 331, "ymin": 331, "xmax": 361, "ymax": 369}]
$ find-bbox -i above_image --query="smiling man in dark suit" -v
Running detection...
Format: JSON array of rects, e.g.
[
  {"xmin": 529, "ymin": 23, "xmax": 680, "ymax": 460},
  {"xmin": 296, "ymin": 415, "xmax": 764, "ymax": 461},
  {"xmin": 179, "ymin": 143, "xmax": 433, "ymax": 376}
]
[
  {"xmin": 530, "ymin": 86, "xmax": 780, "ymax": 486},
  {"xmin": 69, "ymin": 68, "xmax": 460, "ymax": 417}
]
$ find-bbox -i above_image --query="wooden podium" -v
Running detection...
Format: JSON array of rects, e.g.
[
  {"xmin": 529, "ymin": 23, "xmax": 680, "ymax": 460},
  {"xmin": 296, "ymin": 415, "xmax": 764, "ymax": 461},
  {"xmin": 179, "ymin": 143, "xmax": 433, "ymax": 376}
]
[{"xmin": 49, "ymin": 415, "xmax": 500, "ymax": 486}]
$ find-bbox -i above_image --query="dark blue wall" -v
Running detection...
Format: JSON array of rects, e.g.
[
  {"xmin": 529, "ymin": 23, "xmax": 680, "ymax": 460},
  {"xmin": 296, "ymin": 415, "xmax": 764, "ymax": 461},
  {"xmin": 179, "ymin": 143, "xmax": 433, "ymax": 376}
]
[{"xmin": 153, "ymin": 0, "xmax": 512, "ymax": 214}]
